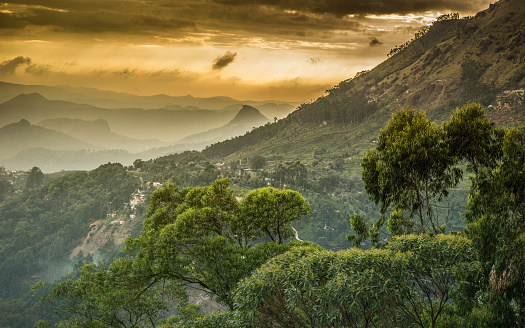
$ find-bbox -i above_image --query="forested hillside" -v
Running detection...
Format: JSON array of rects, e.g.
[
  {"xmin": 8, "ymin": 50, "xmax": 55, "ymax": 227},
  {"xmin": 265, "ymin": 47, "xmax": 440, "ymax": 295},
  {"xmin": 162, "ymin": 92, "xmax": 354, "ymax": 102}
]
[
  {"xmin": 0, "ymin": 164, "xmax": 139, "ymax": 327},
  {"xmin": 32, "ymin": 104, "xmax": 525, "ymax": 327}
]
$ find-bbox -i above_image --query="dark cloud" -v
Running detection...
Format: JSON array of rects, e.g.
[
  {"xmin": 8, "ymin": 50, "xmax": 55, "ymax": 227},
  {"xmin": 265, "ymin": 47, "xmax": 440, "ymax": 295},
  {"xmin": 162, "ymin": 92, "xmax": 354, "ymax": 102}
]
[
  {"xmin": 22, "ymin": 7, "xmax": 195, "ymax": 34},
  {"xmin": 25, "ymin": 63, "xmax": 51, "ymax": 75},
  {"xmin": 0, "ymin": 12, "xmax": 28, "ymax": 29},
  {"xmin": 308, "ymin": 57, "xmax": 321, "ymax": 64},
  {"xmin": 0, "ymin": 56, "xmax": 32, "ymax": 75},
  {"xmin": 369, "ymin": 37, "xmax": 383, "ymax": 47},
  {"xmin": 212, "ymin": 51, "xmax": 237, "ymax": 70},
  {"xmin": 211, "ymin": 0, "xmax": 490, "ymax": 16},
  {"xmin": 0, "ymin": 0, "xmax": 490, "ymax": 48}
]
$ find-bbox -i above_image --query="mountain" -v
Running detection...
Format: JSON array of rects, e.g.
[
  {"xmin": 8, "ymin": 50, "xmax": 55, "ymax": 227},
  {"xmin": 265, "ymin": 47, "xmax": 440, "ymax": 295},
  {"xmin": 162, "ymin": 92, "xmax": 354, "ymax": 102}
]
[
  {"xmin": 37, "ymin": 118, "xmax": 168, "ymax": 152},
  {"xmin": 203, "ymin": 0, "xmax": 525, "ymax": 162},
  {"xmin": 174, "ymin": 105, "xmax": 270, "ymax": 150},
  {"xmin": 228, "ymin": 105, "xmax": 270, "ymax": 126},
  {"xmin": 0, "ymin": 119, "xmax": 98, "ymax": 160},
  {"xmin": 0, "ymin": 93, "xmax": 234, "ymax": 142},
  {"xmin": 0, "ymin": 81, "xmax": 299, "ymax": 115}
]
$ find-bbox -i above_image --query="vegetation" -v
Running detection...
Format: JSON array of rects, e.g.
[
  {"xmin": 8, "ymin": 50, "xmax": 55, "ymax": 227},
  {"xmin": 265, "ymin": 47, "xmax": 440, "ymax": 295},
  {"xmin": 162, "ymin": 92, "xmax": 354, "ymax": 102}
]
[
  {"xmin": 25, "ymin": 103, "xmax": 524, "ymax": 327},
  {"xmin": 0, "ymin": 163, "xmax": 139, "ymax": 328},
  {"xmin": 2, "ymin": 2, "xmax": 524, "ymax": 324}
]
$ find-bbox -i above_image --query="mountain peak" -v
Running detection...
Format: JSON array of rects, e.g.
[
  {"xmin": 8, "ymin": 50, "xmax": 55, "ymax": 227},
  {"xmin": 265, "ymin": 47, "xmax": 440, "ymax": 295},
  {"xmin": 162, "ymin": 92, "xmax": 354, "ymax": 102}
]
[
  {"xmin": 10, "ymin": 93, "xmax": 48, "ymax": 103},
  {"xmin": 228, "ymin": 105, "xmax": 269, "ymax": 126},
  {"xmin": 18, "ymin": 119, "xmax": 31, "ymax": 127}
]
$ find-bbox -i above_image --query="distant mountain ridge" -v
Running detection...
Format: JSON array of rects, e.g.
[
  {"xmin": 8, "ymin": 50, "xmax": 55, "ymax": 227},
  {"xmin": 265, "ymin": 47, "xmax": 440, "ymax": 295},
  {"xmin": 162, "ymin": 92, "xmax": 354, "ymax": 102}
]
[
  {"xmin": 0, "ymin": 93, "xmax": 233, "ymax": 142},
  {"xmin": 228, "ymin": 105, "xmax": 270, "ymax": 126},
  {"xmin": 0, "ymin": 119, "xmax": 98, "ymax": 160},
  {"xmin": 0, "ymin": 81, "xmax": 298, "ymax": 118},
  {"xmin": 37, "ymin": 118, "xmax": 167, "ymax": 152},
  {"xmin": 173, "ymin": 105, "xmax": 270, "ymax": 150}
]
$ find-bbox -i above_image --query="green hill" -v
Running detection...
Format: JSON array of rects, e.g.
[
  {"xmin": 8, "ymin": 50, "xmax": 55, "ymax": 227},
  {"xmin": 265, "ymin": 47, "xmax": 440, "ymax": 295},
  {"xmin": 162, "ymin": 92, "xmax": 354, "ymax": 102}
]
[{"xmin": 203, "ymin": 0, "xmax": 524, "ymax": 163}]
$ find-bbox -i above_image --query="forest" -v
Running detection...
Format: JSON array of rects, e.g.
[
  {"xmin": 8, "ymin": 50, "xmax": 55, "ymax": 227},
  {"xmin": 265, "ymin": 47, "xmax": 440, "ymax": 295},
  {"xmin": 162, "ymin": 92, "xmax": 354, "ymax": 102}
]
[{"xmin": 21, "ymin": 103, "xmax": 523, "ymax": 327}]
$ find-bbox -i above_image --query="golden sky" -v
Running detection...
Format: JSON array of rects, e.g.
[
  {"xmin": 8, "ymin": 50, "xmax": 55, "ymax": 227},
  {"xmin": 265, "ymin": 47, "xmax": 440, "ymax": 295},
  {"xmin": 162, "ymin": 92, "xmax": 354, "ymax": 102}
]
[{"xmin": 0, "ymin": 0, "xmax": 493, "ymax": 102}]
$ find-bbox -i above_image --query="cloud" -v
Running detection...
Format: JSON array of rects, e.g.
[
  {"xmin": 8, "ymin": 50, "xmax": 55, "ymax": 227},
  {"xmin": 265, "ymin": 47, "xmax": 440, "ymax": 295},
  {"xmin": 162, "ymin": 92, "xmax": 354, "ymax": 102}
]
[
  {"xmin": 369, "ymin": 37, "xmax": 383, "ymax": 47},
  {"xmin": 25, "ymin": 63, "xmax": 51, "ymax": 75},
  {"xmin": 23, "ymin": 7, "xmax": 195, "ymax": 34},
  {"xmin": 0, "ymin": 12, "xmax": 28, "ymax": 29},
  {"xmin": 308, "ymin": 57, "xmax": 321, "ymax": 64},
  {"xmin": 212, "ymin": 51, "xmax": 237, "ymax": 70},
  {"xmin": 0, "ymin": 56, "xmax": 32, "ymax": 75},
  {"xmin": 211, "ymin": 0, "xmax": 493, "ymax": 16}
]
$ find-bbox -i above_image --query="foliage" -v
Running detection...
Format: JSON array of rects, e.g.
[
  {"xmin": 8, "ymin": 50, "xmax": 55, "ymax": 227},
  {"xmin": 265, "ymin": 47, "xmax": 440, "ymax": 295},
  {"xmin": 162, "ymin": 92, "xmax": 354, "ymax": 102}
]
[
  {"xmin": 26, "ymin": 166, "xmax": 44, "ymax": 189},
  {"xmin": 360, "ymin": 108, "xmax": 461, "ymax": 238},
  {"xmin": 239, "ymin": 187, "xmax": 311, "ymax": 244},
  {"xmin": 386, "ymin": 234, "xmax": 481, "ymax": 328},
  {"xmin": 0, "ymin": 163, "xmax": 139, "ymax": 301},
  {"xmin": 443, "ymin": 103, "xmax": 504, "ymax": 174},
  {"xmin": 388, "ymin": 13, "xmax": 459, "ymax": 57},
  {"xmin": 125, "ymin": 179, "xmax": 312, "ymax": 309},
  {"xmin": 35, "ymin": 259, "xmax": 180, "ymax": 327},
  {"xmin": 249, "ymin": 155, "xmax": 266, "ymax": 171},
  {"xmin": 271, "ymin": 161, "xmax": 308, "ymax": 188},
  {"xmin": 465, "ymin": 125, "xmax": 525, "ymax": 327},
  {"xmin": 234, "ymin": 234, "xmax": 479, "ymax": 328},
  {"xmin": 0, "ymin": 177, "xmax": 12, "ymax": 201}
]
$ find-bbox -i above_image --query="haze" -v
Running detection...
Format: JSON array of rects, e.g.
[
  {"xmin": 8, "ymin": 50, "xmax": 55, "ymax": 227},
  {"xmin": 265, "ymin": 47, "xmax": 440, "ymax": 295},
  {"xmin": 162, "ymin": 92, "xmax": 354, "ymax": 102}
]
[{"xmin": 1, "ymin": 0, "xmax": 492, "ymax": 102}]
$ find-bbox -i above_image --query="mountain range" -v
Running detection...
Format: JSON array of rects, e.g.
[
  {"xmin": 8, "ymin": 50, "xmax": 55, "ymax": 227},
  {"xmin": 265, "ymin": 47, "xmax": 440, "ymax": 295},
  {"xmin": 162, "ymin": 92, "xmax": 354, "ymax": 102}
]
[
  {"xmin": 0, "ymin": 97, "xmax": 275, "ymax": 171},
  {"xmin": 0, "ymin": 0, "xmax": 523, "ymax": 173}
]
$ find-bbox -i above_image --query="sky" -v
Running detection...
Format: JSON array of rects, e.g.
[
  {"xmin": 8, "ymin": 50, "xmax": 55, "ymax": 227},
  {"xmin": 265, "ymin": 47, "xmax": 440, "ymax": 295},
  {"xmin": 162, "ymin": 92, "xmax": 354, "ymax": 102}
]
[{"xmin": 0, "ymin": 0, "xmax": 494, "ymax": 102}]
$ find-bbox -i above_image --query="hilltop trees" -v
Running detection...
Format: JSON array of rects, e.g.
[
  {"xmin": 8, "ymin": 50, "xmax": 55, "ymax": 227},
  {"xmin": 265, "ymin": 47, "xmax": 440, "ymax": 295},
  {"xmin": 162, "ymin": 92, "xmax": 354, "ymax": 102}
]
[{"xmin": 25, "ymin": 166, "xmax": 44, "ymax": 189}]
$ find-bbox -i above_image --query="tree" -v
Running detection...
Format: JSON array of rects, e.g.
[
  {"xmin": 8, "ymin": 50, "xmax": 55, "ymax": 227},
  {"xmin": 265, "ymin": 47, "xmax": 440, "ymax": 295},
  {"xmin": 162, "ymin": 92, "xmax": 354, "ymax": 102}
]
[
  {"xmin": 465, "ymin": 126, "xmax": 525, "ymax": 328},
  {"xmin": 25, "ymin": 166, "xmax": 44, "ymax": 189},
  {"xmin": 125, "ymin": 179, "xmax": 311, "ymax": 309},
  {"xmin": 0, "ymin": 178, "xmax": 12, "ymax": 201},
  {"xmin": 36, "ymin": 259, "xmax": 180, "ymax": 327},
  {"xmin": 386, "ymin": 234, "xmax": 480, "ymax": 328},
  {"xmin": 360, "ymin": 108, "xmax": 461, "ymax": 237},
  {"xmin": 249, "ymin": 155, "xmax": 266, "ymax": 171},
  {"xmin": 133, "ymin": 159, "xmax": 144, "ymax": 170},
  {"xmin": 443, "ymin": 103, "xmax": 504, "ymax": 174},
  {"xmin": 234, "ymin": 234, "xmax": 479, "ymax": 328},
  {"xmin": 239, "ymin": 187, "xmax": 311, "ymax": 244}
]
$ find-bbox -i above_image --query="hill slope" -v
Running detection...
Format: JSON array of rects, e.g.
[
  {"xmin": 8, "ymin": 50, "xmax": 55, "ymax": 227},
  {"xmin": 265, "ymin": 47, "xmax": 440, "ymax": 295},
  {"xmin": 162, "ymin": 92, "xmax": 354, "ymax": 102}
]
[{"xmin": 203, "ymin": 0, "xmax": 525, "ymax": 162}]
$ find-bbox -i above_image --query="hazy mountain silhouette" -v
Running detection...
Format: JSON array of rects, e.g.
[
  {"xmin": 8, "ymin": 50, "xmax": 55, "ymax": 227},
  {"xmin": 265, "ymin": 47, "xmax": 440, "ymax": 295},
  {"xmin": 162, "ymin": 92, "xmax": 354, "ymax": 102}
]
[
  {"xmin": 0, "ymin": 81, "xmax": 298, "ymax": 117},
  {"xmin": 37, "ymin": 118, "xmax": 167, "ymax": 152},
  {"xmin": 174, "ymin": 105, "xmax": 270, "ymax": 150},
  {"xmin": 0, "ymin": 93, "xmax": 234, "ymax": 142},
  {"xmin": 0, "ymin": 119, "xmax": 98, "ymax": 160}
]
